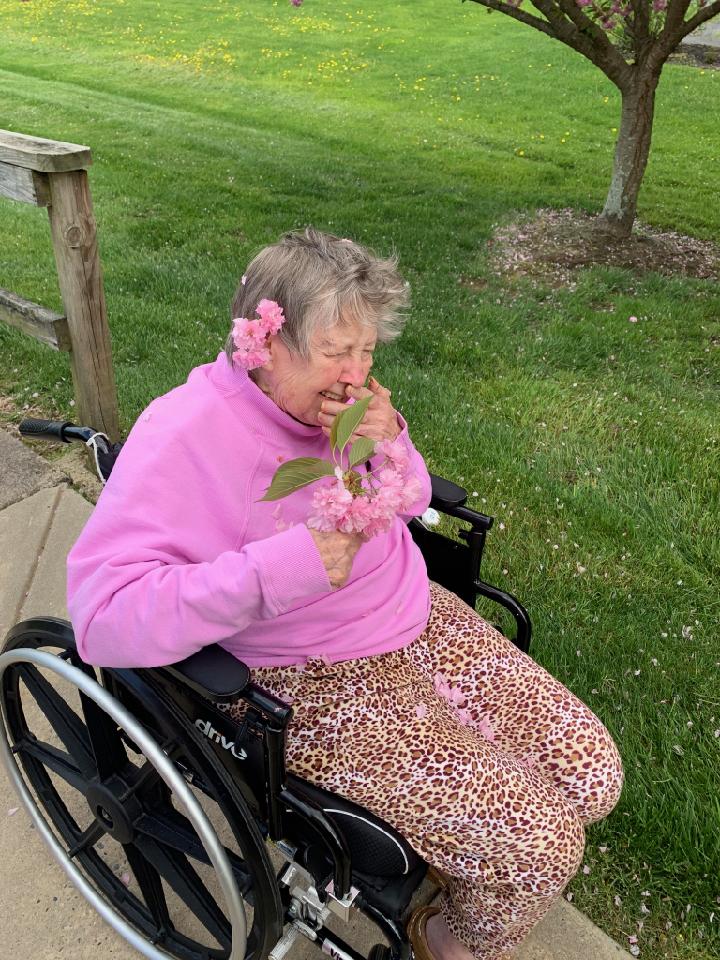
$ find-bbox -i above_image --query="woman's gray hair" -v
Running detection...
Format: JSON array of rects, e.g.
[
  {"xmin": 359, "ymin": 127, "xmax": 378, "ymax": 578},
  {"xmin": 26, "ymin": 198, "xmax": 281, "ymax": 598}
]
[{"xmin": 225, "ymin": 228, "xmax": 409, "ymax": 362}]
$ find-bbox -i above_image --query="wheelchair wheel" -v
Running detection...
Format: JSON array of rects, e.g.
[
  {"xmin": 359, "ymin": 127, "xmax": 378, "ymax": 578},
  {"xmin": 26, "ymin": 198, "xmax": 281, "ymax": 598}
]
[{"xmin": 0, "ymin": 618, "xmax": 283, "ymax": 960}]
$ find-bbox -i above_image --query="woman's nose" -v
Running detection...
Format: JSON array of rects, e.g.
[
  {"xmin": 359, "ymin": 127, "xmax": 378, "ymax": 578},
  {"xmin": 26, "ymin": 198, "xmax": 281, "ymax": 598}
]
[{"xmin": 340, "ymin": 356, "xmax": 371, "ymax": 386}]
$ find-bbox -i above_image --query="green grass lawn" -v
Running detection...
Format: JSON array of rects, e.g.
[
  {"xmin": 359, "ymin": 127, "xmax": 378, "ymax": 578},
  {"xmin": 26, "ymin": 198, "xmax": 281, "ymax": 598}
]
[{"xmin": 1, "ymin": 1, "xmax": 718, "ymax": 956}]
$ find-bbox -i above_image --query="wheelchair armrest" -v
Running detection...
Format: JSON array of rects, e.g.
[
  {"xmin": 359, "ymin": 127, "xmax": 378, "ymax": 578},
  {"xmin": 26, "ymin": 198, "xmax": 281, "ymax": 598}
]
[
  {"xmin": 429, "ymin": 473, "xmax": 468, "ymax": 510},
  {"xmin": 161, "ymin": 645, "xmax": 250, "ymax": 703}
]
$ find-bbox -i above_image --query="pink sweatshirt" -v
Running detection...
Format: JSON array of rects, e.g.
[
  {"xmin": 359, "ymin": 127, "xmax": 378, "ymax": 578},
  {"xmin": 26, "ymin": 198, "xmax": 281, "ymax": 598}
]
[{"xmin": 67, "ymin": 353, "xmax": 432, "ymax": 668}]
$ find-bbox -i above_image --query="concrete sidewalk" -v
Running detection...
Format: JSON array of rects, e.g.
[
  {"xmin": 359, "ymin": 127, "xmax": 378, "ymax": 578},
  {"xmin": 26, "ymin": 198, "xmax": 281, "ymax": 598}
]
[{"xmin": 0, "ymin": 428, "xmax": 631, "ymax": 959}]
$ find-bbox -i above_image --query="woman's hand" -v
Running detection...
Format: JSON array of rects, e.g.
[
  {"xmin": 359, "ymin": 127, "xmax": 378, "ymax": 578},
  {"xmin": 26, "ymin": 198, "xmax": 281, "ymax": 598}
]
[
  {"xmin": 308, "ymin": 529, "xmax": 363, "ymax": 589},
  {"xmin": 318, "ymin": 376, "xmax": 401, "ymax": 443}
]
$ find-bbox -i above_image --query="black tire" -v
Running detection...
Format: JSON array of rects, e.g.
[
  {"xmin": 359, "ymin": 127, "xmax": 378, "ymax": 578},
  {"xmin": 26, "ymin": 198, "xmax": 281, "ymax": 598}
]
[{"xmin": 1, "ymin": 618, "xmax": 283, "ymax": 960}]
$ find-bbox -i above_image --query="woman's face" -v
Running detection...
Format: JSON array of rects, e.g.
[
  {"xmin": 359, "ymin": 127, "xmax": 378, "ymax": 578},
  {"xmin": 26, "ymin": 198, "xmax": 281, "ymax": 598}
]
[{"xmin": 255, "ymin": 318, "xmax": 377, "ymax": 426}]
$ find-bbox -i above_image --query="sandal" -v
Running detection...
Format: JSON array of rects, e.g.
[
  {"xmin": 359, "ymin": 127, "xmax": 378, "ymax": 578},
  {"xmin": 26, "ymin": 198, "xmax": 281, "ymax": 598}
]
[{"xmin": 407, "ymin": 905, "xmax": 441, "ymax": 960}]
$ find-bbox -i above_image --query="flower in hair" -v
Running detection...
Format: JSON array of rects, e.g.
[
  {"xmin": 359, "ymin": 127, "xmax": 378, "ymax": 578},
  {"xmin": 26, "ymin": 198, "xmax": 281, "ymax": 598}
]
[{"xmin": 231, "ymin": 299, "xmax": 286, "ymax": 370}]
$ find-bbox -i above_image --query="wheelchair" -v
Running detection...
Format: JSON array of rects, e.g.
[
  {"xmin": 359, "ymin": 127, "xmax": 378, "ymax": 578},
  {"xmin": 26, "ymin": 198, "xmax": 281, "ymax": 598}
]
[{"xmin": 1, "ymin": 418, "xmax": 531, "ymax": 960}]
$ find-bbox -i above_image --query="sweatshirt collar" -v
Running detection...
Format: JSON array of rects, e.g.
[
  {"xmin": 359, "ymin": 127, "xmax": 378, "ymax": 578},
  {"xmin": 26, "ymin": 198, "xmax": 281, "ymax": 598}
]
[{"xmin": 206, "ymin": 352, "xmax": 323, "ymax": 442}]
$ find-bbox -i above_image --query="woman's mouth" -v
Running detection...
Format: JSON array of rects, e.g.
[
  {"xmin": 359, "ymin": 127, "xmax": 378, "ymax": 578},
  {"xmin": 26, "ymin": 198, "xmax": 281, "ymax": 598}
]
[{"xmin": 319, "ymin": 390, "xmax": 347, "ymax": 402}]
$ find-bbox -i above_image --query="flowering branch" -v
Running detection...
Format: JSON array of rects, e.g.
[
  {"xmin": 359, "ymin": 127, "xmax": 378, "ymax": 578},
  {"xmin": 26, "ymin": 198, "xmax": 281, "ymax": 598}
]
[{"xmin": 261, "ymin": 398, "xmax": 421, "ymax": 539}]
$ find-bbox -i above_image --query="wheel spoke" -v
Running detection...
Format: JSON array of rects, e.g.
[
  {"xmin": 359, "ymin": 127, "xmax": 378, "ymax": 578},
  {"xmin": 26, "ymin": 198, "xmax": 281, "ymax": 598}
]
[
  {"xmin": 68, "ymin": 820, "xmax": 107, "ymax": 858},
  {"xmin": 134, "ymin": 835, "xmax": 232, "ymax": 948},
  {"xmin": 125, "ymin": 756, "xmax": 172, "ymax": 801},
  {"xmin": 18, "ymin": 665, "xmax": 96, "ymax": 779},
  {"xmin": 135, "ymin": 809, "xmax": 252, "ymax": 894},
  {"xmin": 124, "ymin": 843, "xmax": 173, "ymax": 938},
  {"xmin": 16, "ymin": 736, "xmax": 88, "ymax": 791},
  {"xmin": 79, "ymin": 689, "xmax": 129, "ymax": 780}
]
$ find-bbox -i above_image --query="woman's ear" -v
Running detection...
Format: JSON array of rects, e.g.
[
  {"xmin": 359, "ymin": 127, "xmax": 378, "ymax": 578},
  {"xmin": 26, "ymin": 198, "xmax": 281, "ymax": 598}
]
[{"xmin": 263, "ymin": 334, "xmax": 281, "ymax": 372}]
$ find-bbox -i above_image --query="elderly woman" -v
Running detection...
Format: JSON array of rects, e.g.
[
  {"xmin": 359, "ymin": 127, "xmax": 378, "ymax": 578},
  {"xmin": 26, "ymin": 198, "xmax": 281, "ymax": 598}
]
[{"xmin": 67, "ymin": 228, "xmax": 623, "ymax": 960}]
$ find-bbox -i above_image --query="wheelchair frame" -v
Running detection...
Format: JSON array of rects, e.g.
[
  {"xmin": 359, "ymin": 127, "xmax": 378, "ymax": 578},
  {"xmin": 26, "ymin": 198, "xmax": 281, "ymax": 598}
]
[{"xmin": 1, "ymin": 420, "xmax": 532, "ymax": 960}]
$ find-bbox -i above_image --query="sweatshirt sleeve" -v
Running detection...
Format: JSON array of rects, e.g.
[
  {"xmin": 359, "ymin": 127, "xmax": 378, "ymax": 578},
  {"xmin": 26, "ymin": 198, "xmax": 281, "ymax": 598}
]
[{"xmin": 67, "ymin": 424, "xmax": 331, "ymax": 668}]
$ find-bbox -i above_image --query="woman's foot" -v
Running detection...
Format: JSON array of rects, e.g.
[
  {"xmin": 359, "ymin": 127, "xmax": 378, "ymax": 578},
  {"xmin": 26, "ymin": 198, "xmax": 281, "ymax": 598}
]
[
  {"xmin": 425, "ymin": 912, "xmax": 475, "ymax": 960},
  {"xmin": 407, "ymin": 906, "xmax": 476, "ymax": 960}
]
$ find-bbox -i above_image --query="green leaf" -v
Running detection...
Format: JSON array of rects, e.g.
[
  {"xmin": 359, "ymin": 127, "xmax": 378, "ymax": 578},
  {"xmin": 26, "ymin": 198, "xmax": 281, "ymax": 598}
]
[
  {"xmin": 330, "ymin": 395, "xmax": 372, "ymax": 456},
  {"xmin": 348, "ymin": 436, "xmax": 376, "ymax": 467},
  {"xmin": 259, "ymin": 457, "xmax": 335, "ymax": 501}
]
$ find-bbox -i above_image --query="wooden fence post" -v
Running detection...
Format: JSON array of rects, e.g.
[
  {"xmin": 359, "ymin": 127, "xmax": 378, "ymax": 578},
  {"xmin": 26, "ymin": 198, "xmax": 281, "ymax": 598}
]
[
  {"xmin": 46, "ymin": 170, "xmax": 119, "ymax": 440},
  {"xmin": 0, "ymin": 129, "xmax": 120, "ymax": 441}
]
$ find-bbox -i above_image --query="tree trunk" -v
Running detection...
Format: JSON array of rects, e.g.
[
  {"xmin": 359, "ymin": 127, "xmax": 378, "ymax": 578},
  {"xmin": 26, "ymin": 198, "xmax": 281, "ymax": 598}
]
[{"xmin": 599, "ymin": 70, "xmax": 660, "ymax": 238}]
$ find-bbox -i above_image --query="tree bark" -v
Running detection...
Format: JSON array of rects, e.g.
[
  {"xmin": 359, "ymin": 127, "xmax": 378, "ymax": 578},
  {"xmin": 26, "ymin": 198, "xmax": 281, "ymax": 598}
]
[{"xmin": 599, "ymin": 70, "xmax": 660, "ymax": 238}]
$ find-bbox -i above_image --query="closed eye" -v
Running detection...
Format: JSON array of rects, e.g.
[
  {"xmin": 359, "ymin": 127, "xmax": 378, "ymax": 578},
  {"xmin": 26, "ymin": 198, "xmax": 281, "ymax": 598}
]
[{"xmin": 326, "ymin": 351, "xmax": 374, "ymax": 358}]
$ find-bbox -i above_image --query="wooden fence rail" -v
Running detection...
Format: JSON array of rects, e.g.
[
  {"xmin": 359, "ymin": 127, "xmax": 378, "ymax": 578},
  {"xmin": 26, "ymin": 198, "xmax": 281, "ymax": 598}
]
[{"xmin": 0, "ymin": 129, "xmax": 120, "ymax": 440}]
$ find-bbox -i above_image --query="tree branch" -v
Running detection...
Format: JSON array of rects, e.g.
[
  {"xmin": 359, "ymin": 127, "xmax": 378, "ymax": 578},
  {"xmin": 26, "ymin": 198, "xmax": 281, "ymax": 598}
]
[
  {"xmin": 555, "ymin": 0, "xmax": 622, "ymax": 52},
  {"xmin": 631, "ymin": 0, "xmax": 650, "ymax": 37},
  {"xmin": 629, "ymin": 0, "xmax": 651, "ymax": 61},
  {"xmin": 654, "ymin": 0, "xmax": 703, "ymax": 61},
  {"xmin": 679, "ymin": 0, "xmax": 720, "ymax": 40},
  {"xmin": 660, "ymin": 0, "xmax": 693, "ymax": 40},
  {"xmin": 530, "ymin": 0, "xmax": 631, "ymax": 84},
  {"xmin": 464, "ymin": 0, "xmax": 557, "ymax": 40}
]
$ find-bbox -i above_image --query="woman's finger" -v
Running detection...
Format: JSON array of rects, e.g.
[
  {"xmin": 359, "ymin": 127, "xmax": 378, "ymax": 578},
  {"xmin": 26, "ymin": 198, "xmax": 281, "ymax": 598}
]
[{"xmin": 367, "ymin": 376, "xmax": 392, "ymax": 399}]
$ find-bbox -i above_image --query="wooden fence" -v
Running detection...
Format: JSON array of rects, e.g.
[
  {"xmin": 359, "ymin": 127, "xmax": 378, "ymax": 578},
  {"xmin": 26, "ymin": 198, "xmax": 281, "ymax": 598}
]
[{"xmin": 0, "ymin": 129, "xmax": 120, "ymax": 440}]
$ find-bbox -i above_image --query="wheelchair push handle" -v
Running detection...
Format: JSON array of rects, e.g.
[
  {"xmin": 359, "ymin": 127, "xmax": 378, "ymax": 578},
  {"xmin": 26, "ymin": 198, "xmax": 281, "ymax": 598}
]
[
  {"xmin": 19, "ymin": 418, "xmax": 99, "ymax": 445},
  {"xmin": 19, "ymin": 418, "xmax": 118, "ymax": 484}
]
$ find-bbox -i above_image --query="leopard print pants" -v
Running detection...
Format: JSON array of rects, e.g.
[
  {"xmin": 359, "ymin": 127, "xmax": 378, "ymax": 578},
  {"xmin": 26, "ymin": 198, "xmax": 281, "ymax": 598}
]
[{"xmin": 226, "ymin": 582, "xmax": 623, "ymax": 959}]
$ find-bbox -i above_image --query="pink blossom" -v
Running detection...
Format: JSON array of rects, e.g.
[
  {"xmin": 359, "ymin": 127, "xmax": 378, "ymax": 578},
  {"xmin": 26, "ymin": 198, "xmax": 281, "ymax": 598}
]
[
  {"xmin": 433, "ymin": 671, "xmax": 452, "ymax": 699},
  {"xmin": 347, "ymin": 494, "xmax": 379, "ymax": 533},
  {"xmin": 415, "ymin": 703, "xmax": 428, "ymax": 719},
  {"xmin": 289, "ymin": 0, "xmax": 303, "ymax": 6},
  {"xmin": 355, "ymin": 494, "xmax": 396, "ymax": 539},
  {"xmin": 376, "ymin": 437, "xmax": 410, "ymax": 472},
  {"xmin": 447, "ymin": 685, "xmax": 465, "ymax": 705},
  {"xmin": 375, "ymin": 471, "xmax": 405, "ymax": 513},
  {"xmin": 307, "ymin": 480, "xmax": 354, "ymax": 532},
  {"xmin": 400, "ymin": 475, "xmax": 423, "ymax": 509},
  {"xmin": 476, "ymin": 715, "xmax": 496, "ymax": 743},
  {"xmin": 256, "ymin": 298, "xmax": 285, "ymax": 335},
  {"xmin": 652, "ymin": 0, "xmax": 666, "ymax": 8},
  {"xmin": 576, "ymin": 0, "xmax": 592, "ymax": 7},
  {"xmin": 456, "ymin": 708, "xmax": 473, "ymax": 726},
  {"xmin": 231, "ymin": 299, "xmax": 286, "ymax": 370},
  {"xmin": 304, "ymin": 432, "xmax": 422, "ymax": 540},
  {"xmin": 232, "ymin": 345, "xmax": 271, "ymax": 368}
]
